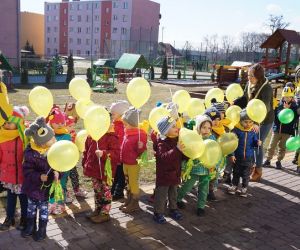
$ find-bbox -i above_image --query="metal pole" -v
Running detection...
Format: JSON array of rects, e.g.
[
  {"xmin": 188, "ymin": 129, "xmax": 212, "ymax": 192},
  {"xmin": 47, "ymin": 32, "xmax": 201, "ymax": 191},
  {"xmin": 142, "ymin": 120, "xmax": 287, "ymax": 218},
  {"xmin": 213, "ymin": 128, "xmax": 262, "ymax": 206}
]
[{"xmin": 91, "ymin": 2, "xmax": 94, "ymax": 72}]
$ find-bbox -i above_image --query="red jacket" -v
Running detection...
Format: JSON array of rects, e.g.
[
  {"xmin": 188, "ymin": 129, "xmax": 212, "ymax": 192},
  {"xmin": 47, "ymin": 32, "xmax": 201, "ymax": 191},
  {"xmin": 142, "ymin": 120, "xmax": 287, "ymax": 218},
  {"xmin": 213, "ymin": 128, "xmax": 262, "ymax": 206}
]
[
  {"xmin": 120, "ymin": 128, "xmax": 147, "ymax": 165},
  {"xmin": 113, "ymin": 119, "xmax": 125, "ymax": 146},
  {"xmin": 156, "ymin": 137, "xmax": 183, "ymax": 186},
  {"xmin": 82, "ymin": 133, "xmax": 120, "ymax": 181},
  {"xmin": 150, "ymin": 130, "xmax": 158, "ymax": 153},
  {"xmin": 0, "ymin": 137, "xmax": 24, "ymax": 185}
]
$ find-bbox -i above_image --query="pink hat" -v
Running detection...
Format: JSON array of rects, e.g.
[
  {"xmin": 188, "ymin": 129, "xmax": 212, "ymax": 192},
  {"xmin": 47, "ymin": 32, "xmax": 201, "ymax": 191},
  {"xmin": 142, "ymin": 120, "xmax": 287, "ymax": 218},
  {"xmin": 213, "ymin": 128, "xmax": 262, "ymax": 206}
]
[{"xmin": 48, "ymin": 108, "xmax": 66, "ymax": 125}]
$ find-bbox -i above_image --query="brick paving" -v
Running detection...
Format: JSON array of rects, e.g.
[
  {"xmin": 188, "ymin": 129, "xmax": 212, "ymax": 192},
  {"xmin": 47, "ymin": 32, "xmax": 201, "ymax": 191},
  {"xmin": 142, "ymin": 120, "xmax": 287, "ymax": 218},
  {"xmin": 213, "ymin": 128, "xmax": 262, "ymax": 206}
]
[{"xmin": 0, "ymin": 153, "xmax": 299, "ymax": 250}]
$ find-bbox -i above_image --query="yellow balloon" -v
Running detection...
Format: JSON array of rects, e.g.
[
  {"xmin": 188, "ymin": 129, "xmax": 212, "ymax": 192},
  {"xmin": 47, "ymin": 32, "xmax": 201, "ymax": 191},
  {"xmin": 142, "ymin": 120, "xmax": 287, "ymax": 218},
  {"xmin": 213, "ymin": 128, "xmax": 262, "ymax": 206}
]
[
  {"xmin": 179, "ymin": 128, "xmax": 205, "ymax": 159},
  {"xmin": 225, "ymin": 83, "xmax": 244, "ymax": 103},
  {"xmin": 47, "ymin": 140, "xmax": 80, "ymax": 172},
  {"xmin": 29, "ymin": 86, "xmax": 53, "ymax": 117},
  {"xmin": 172, "ymin": 90, "xmax": 191, "ymax": 113},
  {"xmin": 246, "ymin": 99, "xmax": 267, "ymax": 124},
  {"xmin": 69, "ymin": 78, "xmax": 91, "ymax": 101},
  {"xmin": 205, "ymin": 88, "xmax": 224, "ymax": 108},
  {"xmin": 126, "ymin": 77, "xmax": 151, "ymax": 108},
  {"xmin": 187, "ymin": 98, "xmax": 205, "ymax": 118},
  {"xmin": 84, "ymin": 106, "xmax": 110, "ymax": 141},
  {"xmin": 149, "ymin": 107, "xmax": 170, "ymax": 132},
  {"xmin": 75, "ymin": 99, "xmax": 95, "ymax": 119},
  {"xmin": 217, "ymin": 132, "xmax": 239, "ymax": 155},
  {"xmin": 75, "ymin": 130, "xmax": 88, "ymax": 152},
  {"xmin": 225, "ymin": 105, "xmax": 242, "ymax": 126},
  {"xmin": 200, "ymin": 139, "xmax": 222, "ymax": 168}
]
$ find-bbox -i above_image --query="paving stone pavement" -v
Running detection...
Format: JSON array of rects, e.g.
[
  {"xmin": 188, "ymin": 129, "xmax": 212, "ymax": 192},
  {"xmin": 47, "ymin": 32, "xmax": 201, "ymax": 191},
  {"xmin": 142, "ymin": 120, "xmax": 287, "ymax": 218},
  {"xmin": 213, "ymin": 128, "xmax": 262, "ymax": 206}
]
[{"xmin": 0, "ymin": 153, "xmax": 299, "ymax": 250}]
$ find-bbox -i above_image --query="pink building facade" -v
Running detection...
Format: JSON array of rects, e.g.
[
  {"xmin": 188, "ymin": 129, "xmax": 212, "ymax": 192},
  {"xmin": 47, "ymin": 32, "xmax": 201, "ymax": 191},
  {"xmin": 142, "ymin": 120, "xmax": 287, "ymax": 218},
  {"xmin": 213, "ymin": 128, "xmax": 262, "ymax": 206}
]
[
  {"xmin": 45, "ymin": 0, "xmax": 160, "ymax": 59},
  {"xmin": 0, "ymin": 0, "xmax": 20, "ymax": 67}
]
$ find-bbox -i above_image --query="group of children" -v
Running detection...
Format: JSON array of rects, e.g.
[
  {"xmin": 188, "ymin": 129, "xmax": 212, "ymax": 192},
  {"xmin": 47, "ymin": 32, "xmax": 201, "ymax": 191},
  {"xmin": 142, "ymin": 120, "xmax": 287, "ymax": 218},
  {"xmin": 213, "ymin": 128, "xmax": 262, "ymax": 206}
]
[{"xmin": 0, "ymin": 81, "xmax": 299, "ymax": 241}]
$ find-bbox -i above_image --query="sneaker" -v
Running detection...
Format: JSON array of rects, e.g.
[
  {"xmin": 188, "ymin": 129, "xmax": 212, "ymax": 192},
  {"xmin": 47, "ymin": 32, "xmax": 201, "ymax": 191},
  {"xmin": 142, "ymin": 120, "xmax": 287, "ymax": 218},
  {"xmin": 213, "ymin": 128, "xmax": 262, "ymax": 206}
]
[
  {"xmin": 197, "ymin": 208, "xmax": 205, "ymax": 217},
  {"xmin": 228, "ymin": 185, "xmax": 238, "ymax": 195},
  {"xmin": 177, "ymin": 201, "xmax": 186, "ymax": 209},
  {"xmin": 153, "ymin": 213, "xmax": 166, "ymax": 224},
  {"xmin": 74, "ymin": 188, "xmax": 88, "ymax": 198},
  {"xmin": 65, "ymin": 191, "xmax": 74, "ymax": 204},
  {"xmin": 262, "ymin": 160, "xmax": 271, "ymax": 168},
  {"xmin": 240, "ymin": 188, "xmax": 248, "ymax": 198},
  {"xmin": 169, "ymin": 210, "xmax": 182, "ymax": 221},
  {"xmin": 275, "ymin": 161, "xmax": 282, "ymax": 170}
]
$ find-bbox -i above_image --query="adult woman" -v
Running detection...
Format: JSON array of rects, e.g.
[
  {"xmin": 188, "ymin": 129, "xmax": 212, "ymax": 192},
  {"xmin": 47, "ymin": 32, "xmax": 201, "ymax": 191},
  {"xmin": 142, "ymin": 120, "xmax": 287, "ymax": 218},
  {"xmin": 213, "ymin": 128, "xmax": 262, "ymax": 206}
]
[{"xmin": 234, "ymin": 63, "xmax": 274, "ymax": 181}]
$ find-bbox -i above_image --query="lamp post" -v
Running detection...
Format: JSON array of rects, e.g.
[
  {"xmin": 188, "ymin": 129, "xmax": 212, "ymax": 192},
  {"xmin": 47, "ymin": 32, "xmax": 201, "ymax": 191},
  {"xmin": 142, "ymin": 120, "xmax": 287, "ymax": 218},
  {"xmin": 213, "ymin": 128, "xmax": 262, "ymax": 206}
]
[{"xmin": 161, "ymin": 26, "xmax": 165, "ymax": 43}]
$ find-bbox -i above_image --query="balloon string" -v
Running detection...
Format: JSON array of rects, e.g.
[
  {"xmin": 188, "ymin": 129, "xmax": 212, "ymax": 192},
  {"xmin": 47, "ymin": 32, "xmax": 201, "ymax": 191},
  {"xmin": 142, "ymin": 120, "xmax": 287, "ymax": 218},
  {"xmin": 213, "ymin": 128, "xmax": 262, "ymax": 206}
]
[
  {"xmin": 46, "ymin": 169, "xmax": 52, "ymax": 176},
  {"xmin": 257, "ymin": 124, "xmax": 261, "ymax": 156},
  {"xmin": 96, "ymin": 140, "xmax": 102, "ymax": 179},
  {"xmin": 169, "ymin": 88, "xmax": 183, "ymax": 128}
]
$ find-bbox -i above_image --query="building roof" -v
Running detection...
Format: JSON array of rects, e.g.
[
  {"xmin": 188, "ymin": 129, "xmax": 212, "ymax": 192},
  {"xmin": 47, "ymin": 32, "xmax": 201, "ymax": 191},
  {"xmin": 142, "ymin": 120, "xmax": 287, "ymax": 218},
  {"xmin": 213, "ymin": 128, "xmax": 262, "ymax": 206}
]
[
  {"xmin": 115, "ymin": 53, "xmax": 149, "ymax": 70},
  {"xmin": 0, "ymin": 54, "xmax": 13, "ymax": 71},
  {"xmin": 261, "ymin": 29, "xmax": 300, "ymax": 49},
  {"xmin": 158, "ymin": 42, "xmax": 182, "ymax": 57}
]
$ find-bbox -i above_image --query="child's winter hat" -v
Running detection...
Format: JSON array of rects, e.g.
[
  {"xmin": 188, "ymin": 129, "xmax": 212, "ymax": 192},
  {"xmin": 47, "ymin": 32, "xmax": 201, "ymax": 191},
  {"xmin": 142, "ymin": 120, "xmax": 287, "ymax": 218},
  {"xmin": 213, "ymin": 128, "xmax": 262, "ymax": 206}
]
[
  {"xmin": 195, "ymin": 115, "xmax": 212, "ymax": 132},
  {"xmin": 204, "ymin": 107, "xmax": 221, "ymax": 121},
  {"xmin": 157, "ymin": 116, "xmax": 176, "ymax": 136},
  {"xmin": 48, "ymin": 108, "xmax": 66, "ymax": 125},
  {"xmin": 240, "ymin": 109, "xmax": 251, "ymax": 122},
  {"xmin": 25, "ymin": 117, "xmax": 55, "ymax": 146},
  {"xmin": 110, "ymin": 100, "xmax": 129, "ymax": 115},
  {"xmin": 281, "ymin": 86, "xmax": 294, "ymax": 98},
  {"xmin": 122, "ymin": 107, "xmax": 140, "ymax": 127},
  {"xmin": 166, "ymin": 102, "xmax": 179, "ymax": 119}
]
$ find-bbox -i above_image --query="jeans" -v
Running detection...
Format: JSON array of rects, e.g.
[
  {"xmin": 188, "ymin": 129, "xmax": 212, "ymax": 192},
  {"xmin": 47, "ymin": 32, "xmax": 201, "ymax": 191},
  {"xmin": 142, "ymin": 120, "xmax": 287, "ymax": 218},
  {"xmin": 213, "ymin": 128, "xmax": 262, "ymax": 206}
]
[
  {"xmin": 6, "ymin": 190, "xmax": 27, "ymax": 219},
  {"xmin": 255, "ymin": 123, "xmax": 272, "ymax": 168},
  {"xmin": 232, "ymin": 159, "xmax": 253, "ymax": 188}
]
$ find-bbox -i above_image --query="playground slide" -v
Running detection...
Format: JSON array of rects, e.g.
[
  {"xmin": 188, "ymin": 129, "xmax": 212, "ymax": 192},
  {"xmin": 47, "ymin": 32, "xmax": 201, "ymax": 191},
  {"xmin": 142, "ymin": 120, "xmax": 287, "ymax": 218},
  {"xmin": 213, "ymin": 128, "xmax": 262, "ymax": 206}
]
[{"xmin": 267, "ymin": 72, "xmax": 285, "ymax": 81}]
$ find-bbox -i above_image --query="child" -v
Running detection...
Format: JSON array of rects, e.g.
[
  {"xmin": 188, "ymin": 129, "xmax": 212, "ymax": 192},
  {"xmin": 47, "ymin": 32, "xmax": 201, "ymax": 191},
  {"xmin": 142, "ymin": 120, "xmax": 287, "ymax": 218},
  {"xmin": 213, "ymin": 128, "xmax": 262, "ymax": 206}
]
[
  {"xmin": 22, "ymin": 117, "xmax": 58, "ymax": 241},
  {"xmin": 263, "ymin": 86, "xmax": 298, "ymax": 169},
  {"xmin": 65, "ymin": 115, "xmax": 87, "ymax": 198},
  {"xmin": 177, "ymin": 115, "xmax": 213, "ymax": 217},
  {"xmin": 0, "ymin": 106, "xmax": 29, "ymax": 231},
  {"xmin": 82, "ymin": 118, "xmax": 120, "ymax": 223},
  {"xmin": 48, "ymin": 108, "xmax": 72, "ymax": 214},
  {"xmin": 153, "ymin": 116, "xmax": 184, "ymax": 223},
  {"xmin": 110, "ymin": 100, "xmax": 129, "ymax": 201},
  {"xmin": 228, "ymin": 110, "xmax": 261, "ymax": 197},
  {"xmin": 119, "ymin": 107, "xmax": 147, "ymax": 213}
]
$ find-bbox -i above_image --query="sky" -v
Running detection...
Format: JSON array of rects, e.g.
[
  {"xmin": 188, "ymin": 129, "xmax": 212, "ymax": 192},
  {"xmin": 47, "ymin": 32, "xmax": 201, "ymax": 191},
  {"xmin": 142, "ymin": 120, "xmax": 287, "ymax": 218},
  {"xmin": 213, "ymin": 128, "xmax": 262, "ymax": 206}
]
[{"xmin": 21, "ymin": 0, "xmax": 300, "ymax": 47}]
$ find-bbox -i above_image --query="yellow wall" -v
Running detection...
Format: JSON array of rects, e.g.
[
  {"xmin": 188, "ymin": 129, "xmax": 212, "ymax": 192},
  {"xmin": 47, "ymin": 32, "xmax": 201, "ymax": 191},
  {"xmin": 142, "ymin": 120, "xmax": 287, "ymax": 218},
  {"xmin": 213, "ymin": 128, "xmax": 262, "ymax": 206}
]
[{"xmin": 21, "ymin": 12, "xmax": 44, "ymax": 56}]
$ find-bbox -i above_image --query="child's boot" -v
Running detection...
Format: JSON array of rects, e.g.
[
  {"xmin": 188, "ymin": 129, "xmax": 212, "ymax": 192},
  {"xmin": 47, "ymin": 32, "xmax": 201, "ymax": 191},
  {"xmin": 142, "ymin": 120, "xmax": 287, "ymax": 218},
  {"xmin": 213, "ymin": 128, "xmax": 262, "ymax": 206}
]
[
  {"xmin": 119, "ymin": 191, "xmax": 131, "ymax": 210},
  {"xmin": 21, "ymin": 217, "xmax": 36, "ymax": 238},
  {"xmin": 197, "ymin": 208, "xmax": 205, "ymax": 217},
  {"xmin": 262, "ymin": 160, "xmax": 271, "ymax": 168},
  {"xmin": 33, "ymin": 220, "xmax": 47, "ymax": 242},
  {"xmin": 275, "ymin": 161, "xmax": 282, "ymax": 170},
  {"xmin": 292, "ymin": 152, "xmax": 299, "ymax": 165},
  {"xmin": 90, "ymin": 214, "xmax": 110, "ymax": 224},
  {"xmin": 85, "ymin": 208, "xmax": 100, "ymax": 219},
  {"xmin": 16, "ymin": 217, "xmax": 27, "ymax": 231},
  {"xmin": 0, "ymin": 217, "xmax": 15, "ymax": 231},
  {"xmin": 297, "ymin": 166, "xmax": 300, "ymax": 174},
  {"xmin": 121, "ymin": 195, "xmax": 140, "ymax": 213},
  {"xmin": 250, "ymin": 167, "xmax": 262, "ymax": 182}
]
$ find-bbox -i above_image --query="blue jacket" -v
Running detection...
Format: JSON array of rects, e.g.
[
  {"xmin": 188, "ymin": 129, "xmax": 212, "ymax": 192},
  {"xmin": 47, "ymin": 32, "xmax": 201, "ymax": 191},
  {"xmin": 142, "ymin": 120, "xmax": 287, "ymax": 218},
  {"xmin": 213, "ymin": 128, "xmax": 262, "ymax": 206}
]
[
  {"xmin": 273, "ymin": 101, "xmax": 298, "ymax": 136},
  {"xmin": 232, "ymin": 125, "xmax": 259, "ymax": 160}
]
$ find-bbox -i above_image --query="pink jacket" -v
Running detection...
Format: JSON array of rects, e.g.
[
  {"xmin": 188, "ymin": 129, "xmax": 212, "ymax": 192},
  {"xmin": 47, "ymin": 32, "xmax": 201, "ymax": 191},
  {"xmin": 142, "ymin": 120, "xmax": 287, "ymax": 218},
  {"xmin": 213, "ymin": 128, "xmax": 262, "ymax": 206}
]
[{"xmin": 0, "ymin": 137, "xmax": 24, "ymax": 184}]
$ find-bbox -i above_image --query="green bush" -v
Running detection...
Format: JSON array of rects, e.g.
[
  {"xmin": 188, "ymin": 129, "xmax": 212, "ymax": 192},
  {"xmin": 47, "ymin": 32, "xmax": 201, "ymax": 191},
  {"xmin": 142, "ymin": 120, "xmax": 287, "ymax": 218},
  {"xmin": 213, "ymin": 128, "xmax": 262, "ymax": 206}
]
[
  {"xmin": 160, "ymin": 56, "xmax": 168, "ymax": 80},
  {"xmin": 177, "ymin": 70, "xmax": 181, "ymax": 79},
  {"xmin": 66, "ymin": 54, "xmax": 75, "ymax": 84}
]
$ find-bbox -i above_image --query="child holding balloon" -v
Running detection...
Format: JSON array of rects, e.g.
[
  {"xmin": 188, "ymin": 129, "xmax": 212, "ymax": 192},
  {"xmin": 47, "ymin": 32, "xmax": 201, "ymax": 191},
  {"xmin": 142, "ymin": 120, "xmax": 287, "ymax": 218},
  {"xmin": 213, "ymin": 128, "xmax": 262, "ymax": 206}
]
[
  {"xmin": 22, "ymin": 117, "xmax": 59, "ymax": 241},
  {"xmin": 82, "ymin": 117, "xmax": 120, "ymax": 223},
  {"xmin": 0, "ymin": 106, "xmax": 29, "ymax": 231},
  {"xmin": 263, "ymin": 86, "xmax": 298, "ymax": 170},
  {"xmin": 177, "ymin": 115, "xmax": 214, "ymax": 217},
  {"xmin": 228, "ymin": 110, "xmax": 261, "ymax": 197}
]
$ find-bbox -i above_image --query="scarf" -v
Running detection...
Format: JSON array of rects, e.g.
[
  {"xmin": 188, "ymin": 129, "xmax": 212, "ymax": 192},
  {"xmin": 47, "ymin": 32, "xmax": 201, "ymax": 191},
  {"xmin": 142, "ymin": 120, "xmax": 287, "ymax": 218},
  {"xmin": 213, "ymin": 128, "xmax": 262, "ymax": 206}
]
[
  {"xmin": 247, "ymin": 78, "xmax": 268, "ymax": 101},
  {"xmin": 53, "ymin": 127, "xmax": 69, "ymax": 135},
  {"xmin": 30, "ymin": 139, "xmax": 50, "ymax": 155},
  {"xmin": 212, "ymin": 124, "xmax": 226, "ymax": 136},
  {"xmin": 235, "ymin": 122, "xmax": 253, "ymax": 132},
  {"xmin": 0, "ymin": 127, "xmax": 19, "ymax": 144}
]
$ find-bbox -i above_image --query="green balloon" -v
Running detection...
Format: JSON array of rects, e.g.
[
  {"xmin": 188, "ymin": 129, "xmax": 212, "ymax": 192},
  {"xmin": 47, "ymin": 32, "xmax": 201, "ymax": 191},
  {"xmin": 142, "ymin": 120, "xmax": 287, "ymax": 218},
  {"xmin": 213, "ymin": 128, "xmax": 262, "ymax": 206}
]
[
  {"xmin": 278, "ymin": 108, "xmax": 294, "ymax": 124},
  {"xmin": 286, "ymin": 136, "xmax": 300, "ymax": 151}
]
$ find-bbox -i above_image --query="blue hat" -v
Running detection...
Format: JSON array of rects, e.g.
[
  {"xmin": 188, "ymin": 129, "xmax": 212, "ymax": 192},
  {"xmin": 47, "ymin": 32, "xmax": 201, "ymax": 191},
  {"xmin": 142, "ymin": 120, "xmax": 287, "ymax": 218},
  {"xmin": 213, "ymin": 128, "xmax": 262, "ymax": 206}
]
[{"xmin": 157, "ymin": 116, "xmax": 176, "ymax": 136}]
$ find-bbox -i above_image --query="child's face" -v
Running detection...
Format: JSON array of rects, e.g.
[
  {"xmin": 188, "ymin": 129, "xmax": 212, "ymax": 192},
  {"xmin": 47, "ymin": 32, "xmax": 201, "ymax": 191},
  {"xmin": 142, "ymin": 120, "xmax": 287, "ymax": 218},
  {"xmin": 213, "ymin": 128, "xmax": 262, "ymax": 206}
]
[
  {"xmin": 2, "ymin": 122, "xmax": 17, "ymax": 130},
  {"xmin": 220, "ymin": 112, "xmax": 225, "ymax": 120},
  {"xmin": 42, "ymin": 137, "xmax": 56, "ymax": 148},
  {"xmin": 166, "ymin": 124, "xmax": 179, "ymax": 137},
  {"xmin": 241, "ymin": 120, "xmax": 254, "ymax": 129},
  {"xmin": 51, "ymin": 122, "xmax": 65, "ymax": 130},
  {"xmin": 111, "ymin": 112, "xmax": 121, "ymax": 121},
  {"xmin": 212, "ymin": 118, "xmax": 221, "ymax": 127},
  {"xmin": 283, "ymin": 96, "xmax": 293, "ymax": 103},
  {"xmin": 199, "ymin": 121, "xmax": 212, "ymax": 137}
]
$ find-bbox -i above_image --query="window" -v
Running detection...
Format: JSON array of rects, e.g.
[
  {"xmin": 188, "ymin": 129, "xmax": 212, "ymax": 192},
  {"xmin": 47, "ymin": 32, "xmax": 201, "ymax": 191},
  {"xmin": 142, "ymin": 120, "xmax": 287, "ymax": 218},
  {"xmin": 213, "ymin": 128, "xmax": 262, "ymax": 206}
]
[
  {"xmin": 47, "ymin": 16, "xmax": 51, "ymax": 22},
  {"xmin": 121, "ymin": 27, "xmax": 127, "ymax": 35},
  {"xmin": 64, "ymin": 8, "xmax": 67, "ymax": 14},
  {"xmin": 70, "ymin": 15, "xmax": 74, "ymax": 21},
  {"xmin": 86, "ymin": 3, "xmax": 89, "ymax": 10},
  {"xmin": 64, "ymin": 43, "xmax": 66, "ymax": 48},
  {"xmin": 69, "ymin": 27, "xmax": 74, "ymax": 32},
  {"xmin": 86, "ymin": 50, "xmax": 90, "ymax": 56},
  {"xmin": 86, "ymin": 15, "xmax": 89, "ymax": 22},
  {"xmin": 47, "ymin": 48, "xmax": 51, "ymax": 54},
  {"xmin": 47, "ymin": 27, "xmax": 51, "ymax": 33},
  {"xmin": 123, "ymin": 2, "xmax": 128, "ymax": 9},
  {"xmin": 47, "ymin": 37, "xmax": 50, "ymax": 43},
  {"xmin": 77, "ymin": 4, "xmax": 82, "ymax": 10},
  {"xmin": 53, "ymin": 16, "xmax": 58, "ymax": 21},
  {"xmin": 64, "ymin": 20, "xmax": 67, "ymax": 26},
  {"xmin": 70, "ymin": 4, "xmax": 74, "ymax": 10},
  {"xmin": 77, "ymin": 50, "xmax": 81, "ymax": 55},
  {"xmin": 95, "ymin": 3, "xmax": 99, "ymax": 9},
  {"xmin": 69, "ymin": 38, "xmax": 73, "ymax": 44},
  {"xmin": 77, "ymin": 27, "xmax": 82, "ymax": 33},
  {"xmin": 113, "ymin": 15, "xmax": 118, "ymax": 21},
  {"xmin": 54, "ymin": 48, "xmax": 57, "ymax": 54},
  {"xmin": 64, "ymin": 31, "xmax": 67, "ymax": 37},
  {"xmin": 46, "ymin": 5, "xmax": 50, "ymax": 11},
  {"xmin": 54, "ymin": 37, "xmax": 57, "ymax": 43},
  {"xmin": 54, "ymin": 27, "xmax": 58, "ymax": 32},
  {"xmin": 105, "ymin": 32, "xmax": 109, "ymax": 39},
  {"xmin": 113, "ymin": 27, "xmax": 117, "ymax": 33},
  {"xmin": 78, "ymin": 15, "xmax": 81, "ymax": 22},
  {"xmin": 106, "ymin": 8, "xmax": 110, "ymax": 13},
  {"xmin": 95, "ymin": 39, "xmax": 98, "ymax": 45},
  {"xmin": 95, "ymin": 15, "xmax": 99, "ymax": 21},
  {"xmin": 95, "ymin": 27, "xmax": 100, "ymax": 33},
  {"xmin": 86, "ymin": 39, "xmax": 90, "ymax": 45},
  {"xmin": 53, "ymin": 4, "xmax": 57, "ymax": 10},
  {"xmin": 113, "ymin": 2, "xmax": 118, "ymax": 8},
  {"xmin": 105, "ymin": 20, "xmax": 109, "ymax": 26},
  {"xmin": 122, "ymin": 15, "xmax": 127, "ymax": 22},
  {"xmin": 86, "ymin": 27, "xmax": 90, "ymax": 34},
  {"xmin": 77, "ymin": 38, "xmax": 81, "ymax": 45}
]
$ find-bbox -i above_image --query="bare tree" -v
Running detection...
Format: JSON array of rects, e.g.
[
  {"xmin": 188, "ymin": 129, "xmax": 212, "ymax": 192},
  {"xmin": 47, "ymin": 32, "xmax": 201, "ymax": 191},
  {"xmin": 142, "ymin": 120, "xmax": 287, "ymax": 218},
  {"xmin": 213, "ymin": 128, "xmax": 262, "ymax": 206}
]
[{"xmin": 265, "ymin": 14, "xmax": 290, "ymax": 34}]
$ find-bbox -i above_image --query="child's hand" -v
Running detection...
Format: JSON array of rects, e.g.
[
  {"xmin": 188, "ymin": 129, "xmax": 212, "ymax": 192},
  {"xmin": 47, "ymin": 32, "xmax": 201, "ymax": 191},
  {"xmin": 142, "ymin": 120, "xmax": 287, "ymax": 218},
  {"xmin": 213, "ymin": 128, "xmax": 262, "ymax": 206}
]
[
  {"xmin": 230, "ymin": 156, "xmax": 236, "ymax": 163},
  {"xmin": 252, "ymin": 124, "xmax": 259, "ymax": 133},
  {"xmin": 177, "ymin": 141, "xmax": 185, "ymax": 151},
  {"xmin": 258, "ymin": 140, "xmax": 262, "ymax": 146},
  {"xmin": 40, "ymin": 174, "xmax": 48, "ymax": 182},
  {"xmin": 283, "ymin": 102, "xmax": 291, "ymax": 109},
  {"xmin": 95, "ymin": 150, "xmax": 103, "ymax": 158},
  {"xmin": 54, "ymin": 171, "xmax": 59, "ymax": 182},
  {"xmin": 138, "ymin": 141, "xmax": 144, "ymax": 149}
]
